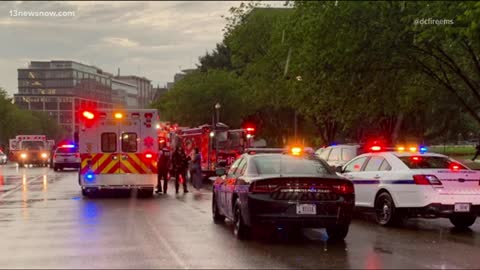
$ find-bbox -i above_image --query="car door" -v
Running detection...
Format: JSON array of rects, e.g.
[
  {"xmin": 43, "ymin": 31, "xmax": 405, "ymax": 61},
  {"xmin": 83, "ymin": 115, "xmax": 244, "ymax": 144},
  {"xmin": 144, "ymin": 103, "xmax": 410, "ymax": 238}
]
[
  {"xmin": 327, "ymin": 147, "xmax": 342, "ymax": 168},
  {"xmin": 225, "ymin": 157, "xmax": 247, "ymax": 218},
  {"xmin": 359, "ymin": 156, "xmax": 388, "ymax": 207},
  {"xmin": 342, "ymin": 156, "xmax": 369, "ymax": 207},
  {"xmin": 219, "ymin": 157, "xmax": 243, "ymax": 218}
]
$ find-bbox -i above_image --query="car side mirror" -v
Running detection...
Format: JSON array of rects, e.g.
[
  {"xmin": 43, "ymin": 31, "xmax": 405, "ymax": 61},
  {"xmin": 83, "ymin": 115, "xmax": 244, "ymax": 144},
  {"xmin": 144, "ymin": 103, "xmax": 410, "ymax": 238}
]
[
  {"xmin": 335, "ymin": 166, "xmax": 343, "ymax": 174},
  {"xmin": 216, "ymin": 168, "xmax": 226, "ymax": 176}
]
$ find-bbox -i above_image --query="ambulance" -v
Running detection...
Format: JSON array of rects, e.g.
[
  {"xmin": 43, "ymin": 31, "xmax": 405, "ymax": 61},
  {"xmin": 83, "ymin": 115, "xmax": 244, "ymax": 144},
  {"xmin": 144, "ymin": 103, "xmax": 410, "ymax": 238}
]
[
  {"xmin": 9, "ymin": 135, "xmax": 54, "ymax": 167},
  {"xmin": 78, "ymin": 109, "xmax": 159, "ymax": 197}
]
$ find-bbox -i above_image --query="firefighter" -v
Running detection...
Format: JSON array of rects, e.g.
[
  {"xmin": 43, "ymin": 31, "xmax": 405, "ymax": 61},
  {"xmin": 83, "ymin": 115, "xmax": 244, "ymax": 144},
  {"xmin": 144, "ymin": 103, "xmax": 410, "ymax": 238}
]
[
  {"xmin": 172, "ymin": 145, "xmax": 189, "ymax": 193},
  {"xmin": 156, "ymin": 146, "xmax": 171, "ymax": 194}
]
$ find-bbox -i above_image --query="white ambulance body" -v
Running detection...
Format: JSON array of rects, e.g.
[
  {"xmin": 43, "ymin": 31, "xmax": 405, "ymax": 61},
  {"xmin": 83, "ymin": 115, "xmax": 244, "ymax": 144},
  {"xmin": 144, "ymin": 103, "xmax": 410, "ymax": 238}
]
[{"xmin": 78, "ymin": 109, "xmax": 159, "ymax": 197}]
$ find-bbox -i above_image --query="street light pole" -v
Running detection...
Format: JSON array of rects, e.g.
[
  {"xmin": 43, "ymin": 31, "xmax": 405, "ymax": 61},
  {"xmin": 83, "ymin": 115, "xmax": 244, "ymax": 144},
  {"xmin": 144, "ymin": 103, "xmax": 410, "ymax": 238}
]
[{"xmin": 214, "ymin": 103, "xmax": 221, "ymax": 156}]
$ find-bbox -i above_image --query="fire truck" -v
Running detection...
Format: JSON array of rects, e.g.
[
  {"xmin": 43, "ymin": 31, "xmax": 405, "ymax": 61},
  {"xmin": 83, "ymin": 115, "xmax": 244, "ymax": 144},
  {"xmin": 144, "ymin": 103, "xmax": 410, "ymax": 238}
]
[
  {"xmin": 78, "ymin": 109, "xmax": 159, "ymax": 197},
  {"xmin": 170, "ymin": 122, "xmax": 254, "ymax": 177},
  {"xmin": 9, "ymin": 135, "xmax": 54, "ymax": 167}
]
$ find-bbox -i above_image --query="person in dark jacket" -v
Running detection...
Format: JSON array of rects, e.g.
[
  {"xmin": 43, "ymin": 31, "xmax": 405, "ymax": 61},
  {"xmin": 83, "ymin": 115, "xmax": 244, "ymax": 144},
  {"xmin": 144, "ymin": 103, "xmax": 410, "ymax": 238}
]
[
  {"xmin": 472, "ymin": 144, "xmax": 480, "ymax": 161},
  {"xmin": 156, "ymin": 147, "xmax": 171, "ymax": 194},
  {"xmin": 172, "ymin": 145, "xmax": 189, "ymax": 193}
]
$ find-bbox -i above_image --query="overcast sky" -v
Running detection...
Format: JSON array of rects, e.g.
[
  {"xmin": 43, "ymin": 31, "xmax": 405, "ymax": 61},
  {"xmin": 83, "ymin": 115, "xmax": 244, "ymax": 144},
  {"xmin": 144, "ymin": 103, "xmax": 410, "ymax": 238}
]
[{"xmin": 0, "ymin": 1, "xmax": 286, "ymax": 96}]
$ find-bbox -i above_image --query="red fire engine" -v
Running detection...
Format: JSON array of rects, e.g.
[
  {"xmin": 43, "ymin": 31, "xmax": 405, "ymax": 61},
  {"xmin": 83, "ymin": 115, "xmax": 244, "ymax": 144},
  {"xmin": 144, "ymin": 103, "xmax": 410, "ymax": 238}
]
[{"xmin": 170, "ymin": 122, "xmax": 254, "ymax": 177}]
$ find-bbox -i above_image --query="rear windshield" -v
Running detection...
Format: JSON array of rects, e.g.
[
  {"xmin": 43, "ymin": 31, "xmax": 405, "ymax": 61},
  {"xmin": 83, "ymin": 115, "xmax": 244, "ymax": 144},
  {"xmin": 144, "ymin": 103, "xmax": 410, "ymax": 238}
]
[
  {"xmin": 56, "ymin": 147, "xmax": 78, "ymax": 154},
  {"xmin": 253, "ymin": 155, "xmax": 333, "ymax": 175},
  {"xmin": 398, "ymin": 156, "xmax": 467, "ymax": 169}
]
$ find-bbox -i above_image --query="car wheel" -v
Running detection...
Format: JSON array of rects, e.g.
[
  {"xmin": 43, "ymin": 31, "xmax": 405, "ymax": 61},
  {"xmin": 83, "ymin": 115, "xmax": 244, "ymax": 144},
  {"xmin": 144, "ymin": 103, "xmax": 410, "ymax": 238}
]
[
  {"xmin": 82, "ymin": 188, "xmax": 90, "ymax": 198},
  {"xmin": 374, "ymin": 191, "xmax": 402, "ymax": 226},
  {"xmin": 326, "ymin": 224, "xmax": 349, "ymax": 241},
  {"xmin": 233, "ymin": 200, "xmax": 250, "ymax": 240},
  {"xmin": 212, "ymin": 193, "xmax": 225, "ymax": 224},
  {"xmin": 53, "ymin": 165, "xmax": 58, "ymax": 171},
  {"xmin": 449, "ymin": 214, "xmax": 477, "ymax": 229}
]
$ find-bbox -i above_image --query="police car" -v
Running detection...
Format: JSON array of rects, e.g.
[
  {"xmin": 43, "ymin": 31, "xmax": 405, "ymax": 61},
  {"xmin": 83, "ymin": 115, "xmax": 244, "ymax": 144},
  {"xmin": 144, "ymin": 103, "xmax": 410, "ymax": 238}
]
[
  {"xmin": 52, "ymin": 144, "xmax": 80, "ymax": 171},
  {"xmin": 212, "ymin": 147, "xmax": 355, "ymax": 241},
  {"xmin": 340, "ymin": 146, "xmax": 480, "ymax": 228}
]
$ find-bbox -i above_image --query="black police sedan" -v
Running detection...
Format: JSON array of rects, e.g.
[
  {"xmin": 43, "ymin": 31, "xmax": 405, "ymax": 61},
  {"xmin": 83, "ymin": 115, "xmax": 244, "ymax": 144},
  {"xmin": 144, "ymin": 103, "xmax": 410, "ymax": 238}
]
[{"xmin": 212, "ymin": 149, "xmax": 355, "ymax": 241}]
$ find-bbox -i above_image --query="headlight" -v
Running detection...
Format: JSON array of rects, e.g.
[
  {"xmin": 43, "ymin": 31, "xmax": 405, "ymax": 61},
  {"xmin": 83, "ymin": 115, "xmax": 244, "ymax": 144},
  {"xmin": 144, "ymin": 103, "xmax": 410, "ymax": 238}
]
[
  {"xmin": 20, "ymin": 153, "xmax": 27, "ymax": 159},
  {"xmin": 41, "ymin": 153, "xmax": 48, "ymax": 158}
]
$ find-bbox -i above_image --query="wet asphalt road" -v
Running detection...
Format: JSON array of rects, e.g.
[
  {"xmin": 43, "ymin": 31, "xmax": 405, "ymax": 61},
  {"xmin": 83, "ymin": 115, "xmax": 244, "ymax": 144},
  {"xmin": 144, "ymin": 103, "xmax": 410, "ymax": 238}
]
[{"xmin": 1, "ymin": 163, "xmax": 480, "ymax": 269}]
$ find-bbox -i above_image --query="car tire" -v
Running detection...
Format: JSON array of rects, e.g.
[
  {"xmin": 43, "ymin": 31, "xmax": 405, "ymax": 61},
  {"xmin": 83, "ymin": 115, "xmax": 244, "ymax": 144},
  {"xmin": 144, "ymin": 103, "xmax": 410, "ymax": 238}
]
[
  {"xmin": 82, "ymin": 188, "xmax": 90, "ymax": 198},
  {"xmin": 212, "ymin": 193, "xmax": 225, "ymax": 224},
  {"xmin": 374, "ymin": 191, "xmax": 402, "ymax": 226},
  {"xmin": 53, "ymin": 165, "xmax": 58, "ymax": 171},
  {"xmin": 449, "ymin": 214, "xmax": 477, "ymax": 229},
  {"xmin": 326, "ymin": 224, "xmax": 349, "ymax": 241},
  {"xmin": 233, "ymin": 200, "xmax": 250, "ymax": 240}
]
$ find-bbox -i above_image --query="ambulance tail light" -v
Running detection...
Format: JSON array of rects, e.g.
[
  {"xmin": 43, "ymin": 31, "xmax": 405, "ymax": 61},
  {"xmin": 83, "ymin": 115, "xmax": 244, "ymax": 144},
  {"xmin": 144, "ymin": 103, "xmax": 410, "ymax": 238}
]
[
  {"xmin": 145, "ymin": 153, "xmax": 153, "ymax": 159},
  {"xmin": 413, "ymin": 175, "xmax": 442, "ymax": 185}
]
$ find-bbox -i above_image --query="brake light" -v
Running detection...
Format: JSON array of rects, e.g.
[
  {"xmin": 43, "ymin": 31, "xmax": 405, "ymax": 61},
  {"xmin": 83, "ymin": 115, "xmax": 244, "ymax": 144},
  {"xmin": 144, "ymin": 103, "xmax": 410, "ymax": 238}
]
[
  {"xmin": 332, "ymin": 183, "xmax": 354, "ymax": 194},
  {"xmin": 413, "ymin": 175, "xmax": 442, "ymax": 185},
  {"xmin": 250, "ymin": 181, "xmax": 278, "ymax": 193},
  {"xmin": 145, "ymin": 153, "xmax": 153, "ymax": 159}
]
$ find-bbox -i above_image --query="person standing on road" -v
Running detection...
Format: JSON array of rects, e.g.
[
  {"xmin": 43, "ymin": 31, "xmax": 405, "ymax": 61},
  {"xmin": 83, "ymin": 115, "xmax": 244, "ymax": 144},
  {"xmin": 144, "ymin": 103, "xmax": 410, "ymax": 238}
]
[
  {"xmin": 172, "ymin": 145, "xmax": 189, "ymax": 194},
  {"xmin": 156, "ymin": 146, "xmax": 171, "ymax": 194},
  {"xmin": 472, "ymin": 144, "xmax": 480, "ymax": 161},
  {"xmin": 191, "ymin": 147, "xmax": 203, "ymax": 190}
]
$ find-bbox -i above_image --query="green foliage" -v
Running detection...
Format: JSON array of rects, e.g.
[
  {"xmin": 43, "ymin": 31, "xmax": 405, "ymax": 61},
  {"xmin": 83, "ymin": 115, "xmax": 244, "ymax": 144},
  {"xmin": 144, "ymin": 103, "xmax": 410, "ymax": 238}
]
[
  {"xmin": 0, "ymin": 87, "xmax": 65, "ymax": 148},
  {"xmin": 154, "ymin": 1, "xmax": 480, "ymax": 146}
]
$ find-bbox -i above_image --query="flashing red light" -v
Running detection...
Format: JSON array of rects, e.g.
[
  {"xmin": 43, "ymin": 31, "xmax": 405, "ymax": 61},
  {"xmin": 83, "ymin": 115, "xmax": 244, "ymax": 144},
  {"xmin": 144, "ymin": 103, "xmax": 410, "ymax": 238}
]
[
  {"xmin": 450, "ymin": 163, "xmax": 460, "ymax": 171},
  {"xmin": 246, "ymin": 127, "xmax": 255, "ymax": 132},
  {"xmin": 145, "ymin": 153, "xmax": 153, "ymax": 159},
  {"xmin": 370, "ymin": 146, "xmax": 382, "ymax": 151},
  {"xmin": 82, "ymin": 111, "xmax": 95, "ymax": 120},
  {"xmin": 60, "ymin": 144, "xmax": 75, "ymax": 148}
]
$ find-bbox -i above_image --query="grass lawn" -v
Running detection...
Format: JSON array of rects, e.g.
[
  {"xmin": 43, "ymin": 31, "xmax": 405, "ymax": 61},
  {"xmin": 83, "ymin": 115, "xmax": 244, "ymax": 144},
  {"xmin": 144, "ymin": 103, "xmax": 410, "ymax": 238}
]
[{"xmin": 429, "ymin": 145, "xmax": 476, "ymax": 155}]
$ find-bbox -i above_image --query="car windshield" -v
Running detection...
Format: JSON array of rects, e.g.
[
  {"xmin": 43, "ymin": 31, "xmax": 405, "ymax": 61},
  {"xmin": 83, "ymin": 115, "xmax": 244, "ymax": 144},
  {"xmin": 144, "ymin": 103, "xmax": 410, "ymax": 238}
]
[
  {"xmin": 253, "ymin": 155, "xmax": 333, "ymax": 175},
  {"xmin": 56, "ymin": 147, "xmax": 77, "ymax": 154},
  {"xmin": 21, "ymin": 141, "xmax": 45, "ymax": 150},
  {"xmin": 398, "ymin": 156, "xmax": 468, "ymax": 169}
]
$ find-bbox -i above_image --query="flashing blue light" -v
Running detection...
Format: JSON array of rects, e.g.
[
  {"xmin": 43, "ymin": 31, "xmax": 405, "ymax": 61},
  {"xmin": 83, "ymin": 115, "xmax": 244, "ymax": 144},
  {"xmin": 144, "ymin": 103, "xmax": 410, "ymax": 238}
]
[
  {"xmin": 330, "ymin": 143, "xmax": 337, "ymax": 146},
  {"xmin": 419, "ymin": 146, "xmax": 427, "ymax": 153},
  {"xmin": 60, "ymin": 144, "xmax": 75, "ymax": 148},
  {"xmin": 85, "ymin": 172, "xmax": 95, "ymax": 182}
]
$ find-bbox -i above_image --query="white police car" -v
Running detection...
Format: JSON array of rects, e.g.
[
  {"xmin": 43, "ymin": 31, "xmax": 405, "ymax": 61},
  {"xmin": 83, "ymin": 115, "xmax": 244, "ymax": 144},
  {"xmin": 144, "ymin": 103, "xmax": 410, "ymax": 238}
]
[
  {"xmin": 340, "ymin": 148, "xmax": 480, "ymax": 228},
  {"xmin": 52, "ymin": 144, "xmax": 80, "ymax": 171}
]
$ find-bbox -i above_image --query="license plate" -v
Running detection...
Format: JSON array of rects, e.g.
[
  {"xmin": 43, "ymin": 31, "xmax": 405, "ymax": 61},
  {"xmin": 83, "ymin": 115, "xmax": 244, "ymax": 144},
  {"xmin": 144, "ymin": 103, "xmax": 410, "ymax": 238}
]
[
  {"xmin": 296, "ymin": 204, "xmax": 316, "ymax": 215},
  {"xmin": 454, "ymin": 203, "xmax": 471, "ymax": 212}
]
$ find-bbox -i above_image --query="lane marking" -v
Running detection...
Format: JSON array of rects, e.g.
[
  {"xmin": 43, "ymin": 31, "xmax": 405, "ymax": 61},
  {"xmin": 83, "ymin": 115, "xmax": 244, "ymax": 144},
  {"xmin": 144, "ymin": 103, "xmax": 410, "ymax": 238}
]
[
  {"xmin": 0, "ymin": 175, "xmax": 43, "ymax": 199},
  {"xmin": 146, "ymin": 217, "xmax": 188, "ymax": 269}
]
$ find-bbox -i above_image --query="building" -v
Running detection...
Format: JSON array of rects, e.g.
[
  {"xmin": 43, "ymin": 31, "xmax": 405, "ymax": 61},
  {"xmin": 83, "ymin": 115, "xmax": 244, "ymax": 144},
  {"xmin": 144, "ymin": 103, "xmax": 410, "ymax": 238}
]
[
  {"xmin": 166, "ymin": 68, "xmax": 197, "ymax": 90},
  {"xmin": 14, "ymin": 60, "xmax": 153, "ymax": 139},
  {"xmin": 152, "ymin": 85, "xmax": 168, "ymax": 101},
  {"xmin": 115, "ymin": 75, "xmax": 153, "ymax": 109},
  {"xmin": 112, "ymin": 78, "xmax": 138, "ymax": 108}
]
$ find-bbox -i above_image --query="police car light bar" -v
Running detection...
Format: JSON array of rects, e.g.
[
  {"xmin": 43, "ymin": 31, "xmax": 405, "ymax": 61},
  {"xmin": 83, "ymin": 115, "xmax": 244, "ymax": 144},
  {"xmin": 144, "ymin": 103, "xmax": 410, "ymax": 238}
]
[{"xmin": 60, "ymin": 144, "xmax": 75, "ymax": 148}]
